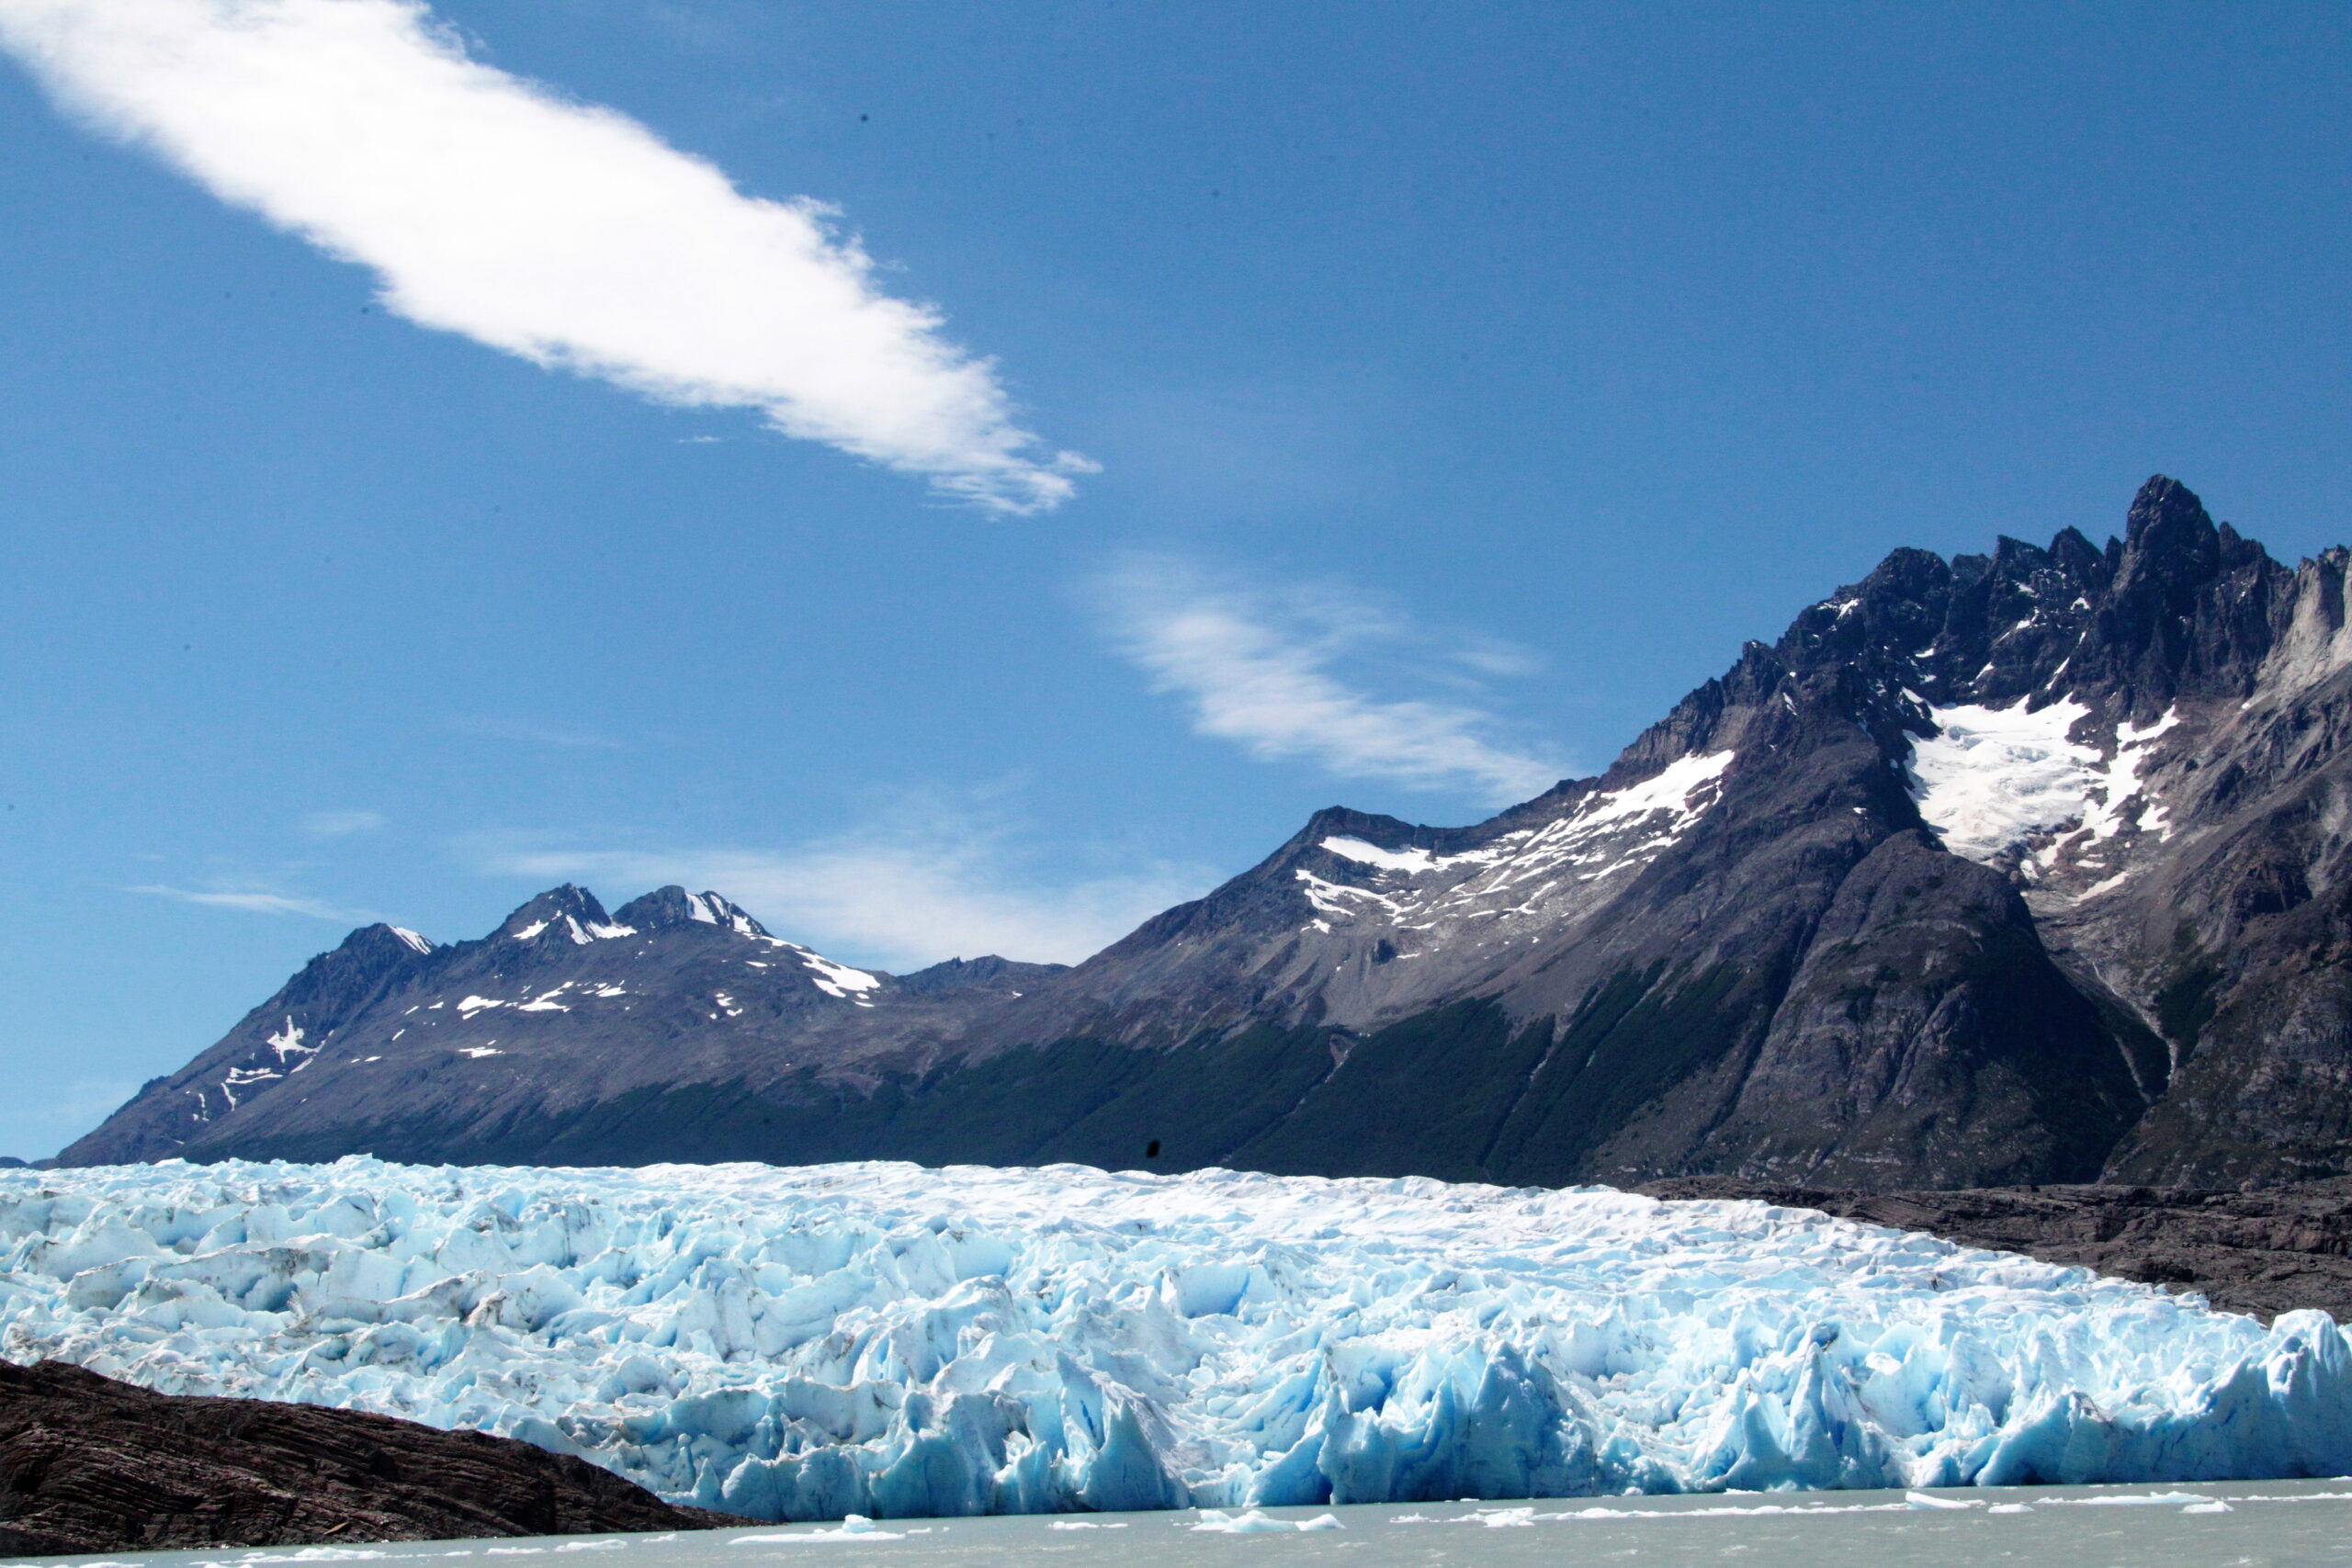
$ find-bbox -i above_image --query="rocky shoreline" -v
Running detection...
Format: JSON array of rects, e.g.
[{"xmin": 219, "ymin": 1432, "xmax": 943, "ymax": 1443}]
[{"xmin": 0, "ymin": 1360, "xmax": 741, "ymax": 1556}]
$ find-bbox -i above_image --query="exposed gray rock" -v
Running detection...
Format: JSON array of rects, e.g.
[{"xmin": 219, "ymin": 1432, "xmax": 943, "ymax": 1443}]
[{"xmin": 62, "ymin": 478, "xmax": 2352, "ymax": 1192}]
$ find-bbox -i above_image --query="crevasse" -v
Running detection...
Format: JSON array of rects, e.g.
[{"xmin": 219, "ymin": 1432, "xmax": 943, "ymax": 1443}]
[{"xmin": 2, "ymin": 1157, "xmax": 2347, "ymax": 1520}]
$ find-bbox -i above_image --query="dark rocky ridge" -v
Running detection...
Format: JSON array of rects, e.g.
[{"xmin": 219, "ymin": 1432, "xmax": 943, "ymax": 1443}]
[
  {"xmin": 60, "ymin": 478, "xmax": 2352, "ymax": 1195},
  {"xmin": 59, "ymin": 885, "xmax": 1064, "ymax": 1168},
  {"xmin": 0, "ymin": 1359, "xmax": 740, "ymax": 1554},
  {"xmin": 1636, "ymin": 1177, "xmax": 2352, "ymax": 1325}
]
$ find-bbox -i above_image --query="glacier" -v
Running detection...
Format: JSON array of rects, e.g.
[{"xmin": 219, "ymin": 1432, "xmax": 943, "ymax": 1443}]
[{"xmin": 4, "ymin": 1157, "xmax": 2351, "ymax": 1522}]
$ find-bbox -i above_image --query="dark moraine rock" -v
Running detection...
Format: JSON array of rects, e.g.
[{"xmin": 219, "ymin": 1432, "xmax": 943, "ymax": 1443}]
[
  {"xmin": 0, "ymin": 1360, "xmax": 742, "ymax": 1555},
  {"xmin": 1635, "ymin": 1176, "xmax": 2352, "ymax": 1324}
]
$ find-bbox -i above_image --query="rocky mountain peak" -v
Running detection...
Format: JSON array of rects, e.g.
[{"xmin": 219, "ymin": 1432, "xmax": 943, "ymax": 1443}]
[
  {"xmin": 2119, "ymin": 473, "xmax": 2222, "ymax": 583},
  {"xmin": 343, "ymin": 922, "xmax": 435, "ymax": 964},
  {"xmin": 611, "ymin": 886, "xmax": 771, "ymax": 937},
  {"xmin": 495, "ymin": 886, "xmax": 634, "ymax": 945}
]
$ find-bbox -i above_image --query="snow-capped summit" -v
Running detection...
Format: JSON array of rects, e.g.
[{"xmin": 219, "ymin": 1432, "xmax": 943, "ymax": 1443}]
[
  {"xmin": 495, "ymin": 885, "xmax": 637, "ymax": 945},
  {"xmin": 613, "ymin": 885, "xmax": 767, "ymax": 937}
]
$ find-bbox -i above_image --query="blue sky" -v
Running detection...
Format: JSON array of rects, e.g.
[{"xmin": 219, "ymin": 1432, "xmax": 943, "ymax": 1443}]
[{"xmin": 2, "ymin": 1, "xmax": 2349, "ymax": 1158}]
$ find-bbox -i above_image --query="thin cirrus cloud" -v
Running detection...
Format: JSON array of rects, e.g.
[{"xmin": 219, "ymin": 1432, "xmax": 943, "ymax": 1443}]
[
  {"xmin": 480, "ymin": 813, "xmax": 1210, "ymax": 970},
  {"xmin": 129, "ymin": 884, "xmax": 371, "ymax": 921},
  {"xmin": 0, "ymin": 0, "xmax": 1091, "ymax": 512},
  {"xmin": 1094, "ymin": 556, "xmax": 1566, "ymax": 806}
]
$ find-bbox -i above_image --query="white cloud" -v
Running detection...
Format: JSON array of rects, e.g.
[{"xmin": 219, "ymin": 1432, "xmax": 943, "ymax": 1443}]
[
  {"xmin": 1094, "ymin": 557, "xmax": 1566, "ymax": 805},
  {"xmin": 300, "ymin": 808, "xmax": 387, "ymax": 838},
  {"xmin": 479, "ymin": 815, "xmax": 1210, "ymax": 970},
  {"xmin": 130, "ymin": 884, "xmax": 367, "ymax": 920},
  {"xmin": 0, "ymin": 0, "xmax": 1090, "ymax": 512}
]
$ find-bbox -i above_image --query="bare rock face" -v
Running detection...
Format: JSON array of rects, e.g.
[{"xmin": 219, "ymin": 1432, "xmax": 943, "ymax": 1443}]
[
  {"xmin": 56, "ymin": 477, "xmax": 2352, "ymax": 1193},
  {"xmin": 0, "ymin": 1360, "xmax": 741, "ymax": 1555},
  {"xmin": 1635, "ymin": 1177, "xmax": 2352, "ymax": 1324}
]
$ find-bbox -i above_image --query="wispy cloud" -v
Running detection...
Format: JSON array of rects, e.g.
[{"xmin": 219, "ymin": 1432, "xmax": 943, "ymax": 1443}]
[
  {"xmin": 477, "ymin": 810, "xmax": 1209, "ymax": 970},
  {"xmin": 300, "ymin": 808, "xmax": 387, "ymax": 838},
  {"xmin": 1092, "ymin": 557, "xmax": 1566, "ymax": 805},
  {"xmin": 130, "ymin": 884, "xmax": 368, "ymax": 921},
  {"xmin": 452, "ymin": 716, "xmax": 626, "ymax": 750},
  {"xmin": 0, "ymin": 0, "xmax": 1090, "ymax": 512}
]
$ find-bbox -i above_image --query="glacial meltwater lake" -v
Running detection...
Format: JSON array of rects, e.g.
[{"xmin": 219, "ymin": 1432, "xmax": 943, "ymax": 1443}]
[{"xmin": 22, "ymin": 1483, "xmax": 2352, "ymax": 1568}]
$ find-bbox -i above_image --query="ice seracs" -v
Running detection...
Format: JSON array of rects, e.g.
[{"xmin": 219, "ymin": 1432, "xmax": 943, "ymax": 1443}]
[{"xmin": 6, "ymin": 1157, "xmax": 2349, "ymax": 1524}]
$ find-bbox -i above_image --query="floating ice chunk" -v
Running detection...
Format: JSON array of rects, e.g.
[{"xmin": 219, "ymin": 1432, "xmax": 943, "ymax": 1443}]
[
  {"xmin": 731, "ymin": 1517, "xmax": 903, "ymax": 1543},
  {"xmin": 1905, "ymin": 1491, "xmax": 1978, "ymax": 1509},
  {"xmin": 1192, "ymin": 1510, "xmax": 1341, "ymax": 1533}
]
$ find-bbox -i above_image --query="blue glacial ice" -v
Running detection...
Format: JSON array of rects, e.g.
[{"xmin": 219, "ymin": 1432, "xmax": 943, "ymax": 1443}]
[{"xmin": 3, "ymin": 1156, "xmax": 2350, "ymax": 1519}]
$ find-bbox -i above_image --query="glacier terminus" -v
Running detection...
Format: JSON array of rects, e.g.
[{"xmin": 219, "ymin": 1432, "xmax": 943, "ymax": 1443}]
[{"xmin": 6, "ymin": 1157, "xmax": 2352, "ymax": 1522}]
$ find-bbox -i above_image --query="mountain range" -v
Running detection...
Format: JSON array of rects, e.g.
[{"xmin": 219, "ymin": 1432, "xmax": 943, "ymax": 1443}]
[{"xmin": 62, "ymin": 477, "xmax": 2352, "ymax": 1190}]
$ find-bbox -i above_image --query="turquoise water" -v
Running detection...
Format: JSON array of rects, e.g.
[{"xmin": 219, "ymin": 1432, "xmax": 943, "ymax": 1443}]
[{"xmin": 19, "ymin": 1482, "xmax": 2352, "ymax": 1568}]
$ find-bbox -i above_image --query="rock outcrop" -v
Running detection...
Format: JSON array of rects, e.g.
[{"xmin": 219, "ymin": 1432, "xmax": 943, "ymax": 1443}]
[{"xmin": 0, "ymin": 1359, "xmax": 740, "ymax": 1554}]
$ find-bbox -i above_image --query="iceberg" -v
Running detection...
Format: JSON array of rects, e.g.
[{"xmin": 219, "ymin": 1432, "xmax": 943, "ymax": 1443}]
[{"xmin": 3, "ymin": 1157, "xmax": 2349, "ymax": 1520}]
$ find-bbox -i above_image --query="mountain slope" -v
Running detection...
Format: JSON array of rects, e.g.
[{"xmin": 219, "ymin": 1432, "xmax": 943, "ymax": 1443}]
[
  {"xmin": 65, "ymin": 478, "xmax": 2352, "ymax": 1189},
  {"xmin": 59, "ymin": 885, "xmax": 1060, "ymax": 1168}
]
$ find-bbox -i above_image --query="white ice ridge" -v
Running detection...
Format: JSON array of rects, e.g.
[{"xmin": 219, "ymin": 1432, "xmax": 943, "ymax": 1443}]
[
  {"xmin": 7, "ymin": 1161, "xmax": 2352, "ymax": 1521},
  {"xmin": 1907, "ymin": 699, "xmax": 2179, "ymax": 867}
]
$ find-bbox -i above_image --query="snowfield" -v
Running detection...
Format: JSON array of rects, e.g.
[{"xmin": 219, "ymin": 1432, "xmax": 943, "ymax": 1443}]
[{"xmin": 3, "ymin": 1158, "xmax": 2349, "ymax": 1520}]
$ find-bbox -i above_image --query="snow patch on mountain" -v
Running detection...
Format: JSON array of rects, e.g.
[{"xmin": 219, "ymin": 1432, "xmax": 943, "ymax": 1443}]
[
  {"xmin": 1321, "ymin": 838, "xmax": 1442, "ymax": 874},
  {"xmin": 1299, "ymin": 751, "xmax": 1736, "ymax": 937},
  {"xmin": 265, "ymin": 1018, "xmax": 314, "ymax": 1065},
  {"xmin": 1906, "ymin": 699, "xmax": 2098, "ymax": 862},
  {"xmin": 6, "ymin": 1158, "xmax": 2345, "ymax": 1523},
  {"xmin": 791, "ymin": 948, "xmax": 880, "ymax": 1007},
  {"xmin": 2079, "ymin": 709, "xmax": 2180, "ymax": 843},
  {"xmin": 1907, "ymin": 699, "xmax": 2182, "ymax": 875}
]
